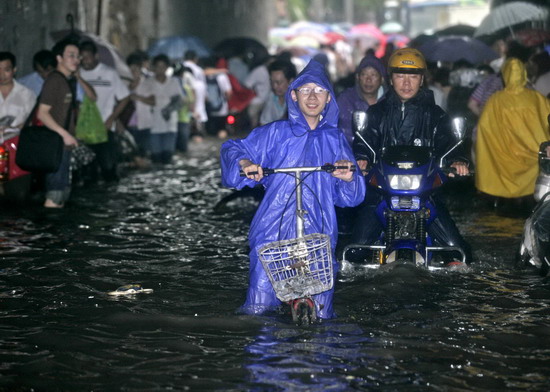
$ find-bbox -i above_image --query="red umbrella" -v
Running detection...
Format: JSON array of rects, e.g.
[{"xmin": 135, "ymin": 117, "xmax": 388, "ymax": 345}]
[
  {"xmin": 515, "ymin": 28, "xmax": 550, "ymax": 47},
  {"xmin": 324, "ymin": 31, "xmax": 345, "ymax": 45},
  {"xmin": 347, "ymin": 24, "xmax": 387, "ymax": 58}
]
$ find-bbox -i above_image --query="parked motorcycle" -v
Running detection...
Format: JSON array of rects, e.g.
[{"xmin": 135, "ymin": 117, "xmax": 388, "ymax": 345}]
[
  {"xmin": 516, "ymin": 141, "xmax": 550, "ymax": 276},
  {"xmin": 0, "ymin": 128, "xmax": 32, "ymax": 202},
  {"xmin": 342, "ymin": 111, "xmax": 468, "ymax": 269}
]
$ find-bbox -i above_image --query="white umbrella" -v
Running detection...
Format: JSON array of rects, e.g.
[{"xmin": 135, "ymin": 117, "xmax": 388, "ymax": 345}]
[
  {"xmin": 380, "ymin": 21, "xmax": 404, "ymax": 34},
  {"xmin": 474, "ymin": 1, "xmax": 549, "ymax": 37}
]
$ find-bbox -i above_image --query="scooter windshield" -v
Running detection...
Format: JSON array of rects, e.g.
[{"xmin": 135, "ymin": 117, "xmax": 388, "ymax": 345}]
[{"xmin": 382, "ymin": 146, "xmax": 432, "ymax": 168}]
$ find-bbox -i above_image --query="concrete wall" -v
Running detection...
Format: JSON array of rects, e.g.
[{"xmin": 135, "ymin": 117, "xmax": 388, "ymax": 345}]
[{"xmin": 0, "ymin": 0, "xmax": 274, "ymax": 75}]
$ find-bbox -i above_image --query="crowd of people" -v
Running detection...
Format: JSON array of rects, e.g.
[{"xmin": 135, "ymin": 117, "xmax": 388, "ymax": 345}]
[{"xmin": 1, "ymin": 32, "xmax": 549, "ymax": 215}]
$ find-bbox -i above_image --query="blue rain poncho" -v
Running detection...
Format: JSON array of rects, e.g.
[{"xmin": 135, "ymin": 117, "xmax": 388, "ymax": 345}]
[{"xmin": 220, "ymin": 60, "xmax": 366, "ymax": 319}]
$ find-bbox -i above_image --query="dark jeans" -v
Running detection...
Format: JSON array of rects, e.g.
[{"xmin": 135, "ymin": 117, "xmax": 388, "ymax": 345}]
[
  {"xmin": 351, "ymin": 189, "xmax": 473, "ymax": 264},
  {"xmin": 45, "ymin": 148, "xmax": 72, "ymax": 204},
  {"xmin": 176, "ymin": 122, "xmax": 190, "ymax": 152},
  {"xmin": 128, "ymin": 127, "xmax": 151, "ymax": 156}
]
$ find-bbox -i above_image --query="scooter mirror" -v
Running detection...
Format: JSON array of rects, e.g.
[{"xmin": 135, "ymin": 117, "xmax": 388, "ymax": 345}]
[
  {"xmin": 353, "ymin": 111, "xmax": 368, "ymax": 133},
  {"xmin": 451, "ymin": 117, "xmax": 466, "ymax": 140}
]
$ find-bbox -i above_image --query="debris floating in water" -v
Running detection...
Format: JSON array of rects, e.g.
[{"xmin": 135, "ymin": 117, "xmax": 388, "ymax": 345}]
[{"xmin": 108, "ymin": 284, "xmax": 154, "ymax": 296}]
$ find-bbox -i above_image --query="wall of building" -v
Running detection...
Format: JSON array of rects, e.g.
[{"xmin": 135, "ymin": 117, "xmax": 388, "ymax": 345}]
[{"xmin": 0, "ymin": 0, "xmax": 274, "ymax": 75}]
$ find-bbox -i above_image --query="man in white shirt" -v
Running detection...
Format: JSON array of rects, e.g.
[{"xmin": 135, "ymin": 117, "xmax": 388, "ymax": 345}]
[
  {"xmin": 79, "ymin": 40, "xmax": 130, "ymax": 182},
  {"xmin": 0, "ymin": 52, "xmax": 37, "ymax": 134},
  {"xmin": 183, "ymin": 50, "xmax": 207, "ymax": 139},
  {"xmin": 136, "ymin": 54, "xmax": 184, "ymax": 164},
  {"xmin": 259, "ymin": 60, "xmax": 296, "ymax": 126}
]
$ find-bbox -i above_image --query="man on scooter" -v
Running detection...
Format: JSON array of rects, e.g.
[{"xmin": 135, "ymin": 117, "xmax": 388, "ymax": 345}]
[
  {"xmin": 352, "ymin": 48, "xmax": 472, "ymax": 265},
  {"xmin": 220, "ymin": 60, "xmax": 365, "ymax": 319}
]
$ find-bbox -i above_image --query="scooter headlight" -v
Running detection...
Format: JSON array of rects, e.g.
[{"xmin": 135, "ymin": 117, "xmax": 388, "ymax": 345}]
[{"xmin": 388, "ymin": 174, "xmax": 422, "ymax": 190}]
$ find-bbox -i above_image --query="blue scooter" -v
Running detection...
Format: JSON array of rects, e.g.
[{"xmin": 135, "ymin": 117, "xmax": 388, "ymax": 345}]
[{"xmin": 342, "ymin": 111, "xmax": 467, "ymax": 268}]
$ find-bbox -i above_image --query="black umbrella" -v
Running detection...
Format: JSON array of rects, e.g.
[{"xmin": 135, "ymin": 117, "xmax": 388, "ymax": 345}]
[
  {"xmin": 435, "ymin": 24, "xmax": 476, "ymax": 37},
  {"xmin": 418, "ymin": 36, "xmax": 499, "ymax": 65},
  {"xmin": 213, "ymin": 37, "xmax": 269, "ymax": 68}
]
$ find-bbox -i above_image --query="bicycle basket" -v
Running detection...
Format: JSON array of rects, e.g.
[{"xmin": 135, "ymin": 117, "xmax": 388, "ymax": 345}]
[{"xmin": 258, "ymin": 233, "xmax": 333, "ymax": 302}]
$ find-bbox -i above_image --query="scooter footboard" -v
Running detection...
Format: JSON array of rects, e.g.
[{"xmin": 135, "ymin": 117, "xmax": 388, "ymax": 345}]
[
  {"xmin": 342, "ymin": 244, "xmax": 386, "ymax": 264},
  {"xmin": 425, "ymin": 246, "xmax": 466, "ymax": 264},
  {"xmin": 342, "ymin": 243, "xmax": 466, "ymax": 265}
]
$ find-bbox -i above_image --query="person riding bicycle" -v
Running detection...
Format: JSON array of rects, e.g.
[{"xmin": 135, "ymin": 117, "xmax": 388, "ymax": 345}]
[
  {"xmin": 352, "ymin": 48, "xmax": 473, "ymax": 264},
  {"xmin": 220, "ymin": 60, "xmax": 366, "ymax": 319}
]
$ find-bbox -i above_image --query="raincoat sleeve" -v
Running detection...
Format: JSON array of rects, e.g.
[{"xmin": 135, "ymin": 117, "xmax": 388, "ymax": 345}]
[
  {"xmin": 333, "ymin": 131, "xmax": 366, "ymax": 208},
  {"xmin": 220, "ymin": 123, "xmax": 277, "ymax": 190}
]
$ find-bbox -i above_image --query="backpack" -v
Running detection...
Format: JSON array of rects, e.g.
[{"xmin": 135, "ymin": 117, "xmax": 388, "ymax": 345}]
[{"xmin": 205, "ymin": 74, "xmax": 224, "ymax": 113}]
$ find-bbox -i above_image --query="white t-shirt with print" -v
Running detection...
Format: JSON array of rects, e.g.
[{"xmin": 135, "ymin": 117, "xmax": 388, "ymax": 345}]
[{"xmin": 139, "ymin": 76, "xmax": 184, "ymax": 134}]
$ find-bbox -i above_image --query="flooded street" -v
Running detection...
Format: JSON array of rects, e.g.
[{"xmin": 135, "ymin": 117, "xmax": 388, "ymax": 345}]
[{"xmin": 1, "ymin": 138, "xmax": 549, "ymax": 391}]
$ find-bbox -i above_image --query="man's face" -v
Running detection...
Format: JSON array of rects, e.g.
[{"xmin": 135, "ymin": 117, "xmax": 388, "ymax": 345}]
[
  {"xmin": 57, "ymin": 45, "xmax": 80, "ymax": 74},
  {"xmin": 357, "ymin": 66, "xmax": 382, "ymax": 96},
  {"xmin": 270, "ymin": 70, "xmax": 291, "ymax": 98},
  {"xmin": 153, "ymin": 61, "xmax": 168, "ymax": 79},
  {"xmin": 0, "ymin": 59, "xmax": 15, "ymax": 86},
  {"xmin": 391, "ymin": 72, "xmax": 423, "ymax": 102},
  {"xmin": 291, "ymin": 82, "xmax": 331, "ymax": 121},
  {"xmin": 36, "ymin": 64, "xmax": 54, "ymax": 80},
  {"xmin": 80, "ymin": 50, "xmax": 98, "ymax": 71}
]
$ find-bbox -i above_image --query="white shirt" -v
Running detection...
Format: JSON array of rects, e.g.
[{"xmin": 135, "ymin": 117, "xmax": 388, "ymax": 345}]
[
  {"xmin": 184, "ymin": 60, "xmax": 208, "ymax": 122},
  {"xmin": 534, "ymin": 71, "xmax": 550, "ymax": 98},
  {"xmin": 209, "ymin": 72, "xmax": 232, "ymax": 117},
  {"xmin": 80, "ymin": 63, "xmax": 130, "ymax": 127},
  {"xmin": 0, "ymin": 81, "xmax": 37, "ymax": 131},
  {"xmin": 140, "ymin": 76, "xmax": 184, "ymax": 134},
  {"xmin": 245, "ymin": 64, "xmax": 270, "ymax": 106},
  {"xmin": 131, "ymin": 76, "xmax": 153, "ymax": 130}
]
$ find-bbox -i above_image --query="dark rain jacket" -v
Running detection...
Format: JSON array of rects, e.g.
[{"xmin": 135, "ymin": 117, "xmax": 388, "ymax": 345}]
[{"xmin": 353, "ymin": 87, "xmax": 465, "ymax": 163}]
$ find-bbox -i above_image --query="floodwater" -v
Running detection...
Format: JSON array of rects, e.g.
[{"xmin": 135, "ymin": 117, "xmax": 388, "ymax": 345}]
[{"xmin": 1, "ymin": 139, "xmax": 549, "ymax": 391}]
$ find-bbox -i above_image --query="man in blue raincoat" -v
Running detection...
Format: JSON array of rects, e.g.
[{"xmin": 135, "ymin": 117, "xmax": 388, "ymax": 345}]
[{"xmin": 220, "ymin": 60, "xmax": 366, "ymax": 319}]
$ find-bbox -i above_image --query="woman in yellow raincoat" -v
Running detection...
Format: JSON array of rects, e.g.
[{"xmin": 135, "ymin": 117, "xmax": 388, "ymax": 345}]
[{"xmin": 476, "ymin": 58, "xmax": 550, "ymax": 198}]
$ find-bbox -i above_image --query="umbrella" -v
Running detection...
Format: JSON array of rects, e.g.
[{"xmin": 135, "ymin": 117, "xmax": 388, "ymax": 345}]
[
  {"xmin": 380, "ymin": 21, "xmax": 404, "ymax": 34},
  {"xmin": 51, "ymin": 29, "xmax": 132, "ymax": 79},
  {"xmin": 474, "ymin": 2, "xmax": 549, "ymax": 37},
  {"xmin": 418, "ymin": 36, "xmax": 499, "ymax": 64},
  {"xmin": 289, "ymin": 21, "xmax": 330, "ymax": 35},
  {"xmin": 435, "ymin": 24, "xmax": 476, "ymax": 37},
  {"xmin": 515, "ymin": 28, "xmax": 550, "ymax": 47},
  {"xmin": 324, "ymin": 31, "xmax": 345, "ymax": 45},
  {"xmin": 347, "ymin": 23, "xmax": 387, "ymax": 58},
  {"xmin": 213, "ymin": 37, "xmax": 269, "ymax": 68},
  {"xmin": 148, "ymin": 35, "xmax": 211, "ymax": 62},
  {"xmin": 285, "ymin": 35, "xmax": 320, "ymax": 49},
  {"xmin": 386, "ymin": 33, "xmax": 410, "ymax": 48}
]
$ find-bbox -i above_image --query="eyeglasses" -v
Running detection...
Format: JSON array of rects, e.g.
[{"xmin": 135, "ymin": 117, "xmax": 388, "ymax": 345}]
[{"xmin": 295, "ymin": 86, "xmax": 328, "ymax": 96}]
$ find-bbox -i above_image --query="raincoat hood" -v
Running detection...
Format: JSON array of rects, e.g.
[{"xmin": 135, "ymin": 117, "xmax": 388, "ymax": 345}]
[
  {"xmin": 286, "ymin": 59, "xmax": 339, "ymax": 130},
  {"xmin": 502, "ymin": 58, "xmax": 527, "ymax": 93}
]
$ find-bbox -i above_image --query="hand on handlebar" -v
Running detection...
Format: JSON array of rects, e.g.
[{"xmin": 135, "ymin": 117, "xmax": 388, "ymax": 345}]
[
  {"xmin": 239, "ymin": 159, "xmax": 264, "ymax": 182},
  {"xmin": 331, "ymin": 160, "xmax": 354, "ymax": 182},
  {"xmin": 449, "ymin": 161, "xmax": 470, "ymax": 177},
  {"xmin": 356, "ymin": 159, "xmax": 369, "ymax": 176}
]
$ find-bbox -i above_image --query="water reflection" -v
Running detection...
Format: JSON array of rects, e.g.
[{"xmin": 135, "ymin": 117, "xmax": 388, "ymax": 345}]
[{"xmin": 245, "ymin": 321, "xmax": 375, "ymax": 391}]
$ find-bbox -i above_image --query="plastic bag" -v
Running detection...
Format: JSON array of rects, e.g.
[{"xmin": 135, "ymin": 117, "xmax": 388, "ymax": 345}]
[{"xmin": 75, "ymin": 96, "xmax": 108, "ymax": 144}]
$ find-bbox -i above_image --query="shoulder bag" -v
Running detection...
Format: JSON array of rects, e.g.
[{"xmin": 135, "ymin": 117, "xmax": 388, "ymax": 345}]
[{"xmin": 15, "ymin": 92, "xmax": 71, "ymax": 173}]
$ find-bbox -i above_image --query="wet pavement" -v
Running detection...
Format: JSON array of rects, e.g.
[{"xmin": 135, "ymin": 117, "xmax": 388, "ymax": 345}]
[{"xmin": 0, "ymin": 138, "xmax": 549, "ymax": 391}]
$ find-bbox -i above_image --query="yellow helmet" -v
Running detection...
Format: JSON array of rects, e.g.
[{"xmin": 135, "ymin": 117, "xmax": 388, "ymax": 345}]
[{"xmin": 388, "ymin": 48, "xmax": 427, "ymax": 74}]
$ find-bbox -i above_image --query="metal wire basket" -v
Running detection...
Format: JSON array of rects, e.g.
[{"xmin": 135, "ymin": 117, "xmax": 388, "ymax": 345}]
[{"xmin": 258, "ymin": 233, "xmax": 334, "ymax": 302}]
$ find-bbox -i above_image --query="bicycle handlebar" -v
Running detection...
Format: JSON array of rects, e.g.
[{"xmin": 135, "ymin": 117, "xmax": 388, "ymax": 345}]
[{"xmin": 240, "ymin": 164, "xmax": 356, "ymax": 177}]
